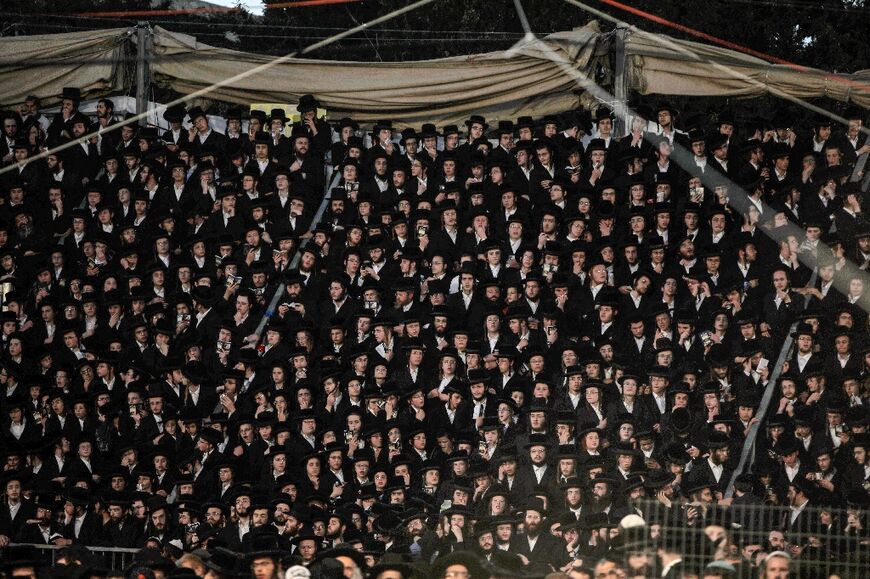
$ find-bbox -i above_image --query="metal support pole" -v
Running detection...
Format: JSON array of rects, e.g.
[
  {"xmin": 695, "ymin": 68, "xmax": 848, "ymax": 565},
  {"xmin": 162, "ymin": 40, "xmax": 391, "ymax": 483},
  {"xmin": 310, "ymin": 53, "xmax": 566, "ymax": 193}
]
[
  {"xmin": 723, "ymin": 268, "xmax": 818, "ymax": 498},
  {"xmin": 135, "ymin": 22, "xmax": 150, "ymax": 125},
  {"xmin": 613, "ymin": 24, "xmax": 629, "ymax": 136}
]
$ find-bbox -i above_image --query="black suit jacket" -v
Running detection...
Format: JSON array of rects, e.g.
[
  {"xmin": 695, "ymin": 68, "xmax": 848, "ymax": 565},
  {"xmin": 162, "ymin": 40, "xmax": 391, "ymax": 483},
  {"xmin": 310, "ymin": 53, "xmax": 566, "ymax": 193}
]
[
  {"xmin": 446, "ymin": 292, "xmax": 487, "ymax": 333},
  {"xmin": 17, "ymin": 521, "xmax": 63, "ymax": 544},
  {"xmin": 62, "ymin": 511, "xmax": 104, "ymax": 546},
  {"xmin": 426, "ymin": 228, "xmax": 476, "ymax": 267},
  {"xmin": 0, "ymin": 499, "xmax": 37, "ymax": 539},
  {"xmin": 430, "ymin": 401, "xmax": 473, "ymax": 436},
  {"xmin": 761, "ymin": 290, "xmax": 804, "ymax": 338},
  {"xmin": 192, "ymin": 130, "xmax": 228, "ymax": 155},
  {"xmin": 687, "ymin": 457, "xmax": 734, "ymax": 495},
  {"xmin": 104, "ymin": 517, "xmax": 143, "ymax": 548},
  {"xmin": 509, "ymin": 531, "xmax": 566, "ymax": 569},
  {"xmin": 194, "ymin": 308, "xmax": 223, "ymax": 347}
]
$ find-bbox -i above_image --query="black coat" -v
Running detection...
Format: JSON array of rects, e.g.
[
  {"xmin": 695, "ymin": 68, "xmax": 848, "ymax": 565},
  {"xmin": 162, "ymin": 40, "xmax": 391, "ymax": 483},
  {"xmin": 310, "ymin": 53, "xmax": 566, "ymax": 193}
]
[
  {"xmin": 508, "ymin": 530, "xmax": 566, "ymax": 570},
  {"xmin": 0, "ymin": 499, "xmax": 37, "ymax": 540},
  {"xmin": 61, "ymin": 511, "xmax": 104, "ymax": 545},
  {"xmin": 104, "ymin": 517, "xmax": 143, "ymax": 548}
]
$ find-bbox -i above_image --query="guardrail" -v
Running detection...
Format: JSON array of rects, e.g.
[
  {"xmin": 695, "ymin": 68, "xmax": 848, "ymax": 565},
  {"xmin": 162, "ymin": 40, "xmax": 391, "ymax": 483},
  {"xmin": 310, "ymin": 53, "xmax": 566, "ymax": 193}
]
[
  {"xmin": 623, "ymin": 499, "xmax": 868, "ymax": 578},
  {"xmin": 9, "ymin": 543, "xmax": 140, "ymax": 570}
]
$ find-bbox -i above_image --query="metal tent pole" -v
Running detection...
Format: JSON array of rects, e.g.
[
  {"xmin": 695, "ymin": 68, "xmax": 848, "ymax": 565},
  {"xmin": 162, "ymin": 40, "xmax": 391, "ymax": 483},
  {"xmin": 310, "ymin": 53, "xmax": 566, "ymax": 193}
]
[{"xmin": 135, "ymin": 22, "xmax": 151, "ymax": 125}]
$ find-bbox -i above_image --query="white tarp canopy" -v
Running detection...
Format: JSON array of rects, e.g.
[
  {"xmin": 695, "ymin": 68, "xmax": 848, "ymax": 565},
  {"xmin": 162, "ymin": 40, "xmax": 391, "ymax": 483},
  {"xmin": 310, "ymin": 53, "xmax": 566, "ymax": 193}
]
[{"xmin": 0, "ymin": 21, "xmax": 867, "ymax": 128}]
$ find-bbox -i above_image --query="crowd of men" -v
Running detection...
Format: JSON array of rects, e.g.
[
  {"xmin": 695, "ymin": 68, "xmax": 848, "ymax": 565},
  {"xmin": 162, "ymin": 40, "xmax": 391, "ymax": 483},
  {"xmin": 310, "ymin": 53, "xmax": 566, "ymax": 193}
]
[{"xmin": 0, "ymin": 86, "xmax": 869, "ymax": 579}]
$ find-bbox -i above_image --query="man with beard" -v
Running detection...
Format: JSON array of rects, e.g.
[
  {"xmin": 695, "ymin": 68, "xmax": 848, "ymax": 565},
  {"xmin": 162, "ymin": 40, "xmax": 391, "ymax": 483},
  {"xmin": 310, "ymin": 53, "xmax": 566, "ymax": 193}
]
[
  {"xmin": 287, "ymin": 129, "xmax": 323, "ymax": 195},
  {"xmin": 555, "ymin": 515, "xmax": 585, "ymax": 566},
  {"xmin": 491, "ymin": 513, "xmax": 515, "ymax": 553},
  {"xmin": 362, "ymin": 150, "xmax": 391, "ymax": 197},
  {"xmin": 588, "ymin": 477, "xmax": 617, "ymax": 515},
  {"xmin": 1, "ymin": 112, "xmax": 19, "ymax": 165},
  {"xmin": 47, "ymin": 87, "xmax": 81, "ymax": 141},
  {"xmin": 686, "ymin": 431, "xmax": 733, "ymax": 496},
  {"xmin": 560, "ymin": 477, "xmax": 586, "ymax": 520},
  {"xmin": 13, "ymin": 207, "xmax": 47, "ymax": 262},
  {"xmin": 59, "ymin": 488, "xmax": 102, "ymax": 546},
  {"xmin": 94, "ymin": 98, "xmax": 119, "ymax": 151},
  {"xmin": 103, "ymin": 498, "xmax": 142, "ymax": 547},
  {"xmin": 143, "ymin": 499, "xmax": 174, "ymax": 545},
  {"xmin": 509, "ymin": 497, "xmax": 565, "ymax": 570},
  {"xmin": 324, "ymin": 511, "xmax": 347, "ymax": 546},
  {"xmin": 241, "ymin": 504, "xmax": 274, "ymax": 551},
  {"xmin": 203, "ymin": 502, "xmax": 228, "ymax": 534},
  {"xmin": 277, "ymin": 503, "xmax": 304, "ymax": 544},
  {"xmin": 474, "ymin": 523, "xmax": 496, "ymax": 561},
  {"xmin": 516, "ymin": 433, "xmax": 558, "ymax": 501},
  {"xmin": 220, "ymin": 487, "xmax": 254, "ymax": 551},
  {"xmin": 621, "ymin": 477, "xmax": 648, "ymax": 518},
  {"xmin": 41, "ymin": 150, "xmax": 81, "ymax": 206},
  {"xmin": 17, "ymin": 496, "xmax": 62, "ymax": 545},
  {"xmin": 403, "ymin": 510, "xmax": 439, "ymax": 562}
]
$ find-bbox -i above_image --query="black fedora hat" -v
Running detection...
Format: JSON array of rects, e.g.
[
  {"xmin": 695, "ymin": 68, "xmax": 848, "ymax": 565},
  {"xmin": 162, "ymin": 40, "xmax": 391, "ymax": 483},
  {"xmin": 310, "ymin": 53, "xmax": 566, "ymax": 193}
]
[
  {"xmin": 60, "ymin": 87, "xmax": 81, "ymax": 102},
  {"xmin": 269, "ymin": 108, "xmax": 288, "ymax": 123},
  {"xmin": 464, "ymin": 114, "xmax": 488, "ymax": 130},
  {"xmin": 430, "ymin": 551, "xmax": 488, "ymax": 579},
  {"xmin": 187, "ymin": 106, "xmax": 208, "ymax": 123},
  {"xmin": 296, "ymin": 94, "xmax": 321, "ymax": 113}
]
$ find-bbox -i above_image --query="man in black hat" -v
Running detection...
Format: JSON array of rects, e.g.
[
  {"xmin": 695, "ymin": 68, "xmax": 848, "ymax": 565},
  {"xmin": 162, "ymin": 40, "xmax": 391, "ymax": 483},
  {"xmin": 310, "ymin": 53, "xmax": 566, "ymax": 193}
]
[
  {"xmin": 487, "ymin": 120, "xmax": 515, "ymax": 167},
  {"xmin": 529, "ymin": 140, "xmax": 564, "ymax": 205},
  {"xmin": 290, "ymin": 94, "xmax": 331, "ymax": 157},
  {"xmin": 187, "ymin": 106, "xmax": 227, "ymax": 156},
  {"xmin": 161, "ymin": 104, "xmax": 189, "ymax": 150},
  {"xmin": 654, "ymin": 101, "xmax": 688, "ymax": 149},
  {"xmin": 58, "ymin": 488, "xmax": 102, "ymax": 545},
  {"xmin": 426, "ymin": 202, "xmax": 475, "ymax": 269},
  {"xmin": 593, "ymin": 107, "xmax": 620, "ymax": 161},
  {"xmin": 1, "ymin": 112, "xmax": 21, "ymax": 166},
  {"xmin": 509, "ymin": 497, "xmax": 565, "ymax": 569},
  {"xmin": 17, "ymin": 494, "xmax": 63, "ymax": 546},
  {"xmin": 47, "ymin": 87, "xmax": 82, "ymax": 141},
  {"xmin": 455, "ymin": 115, "xmax": 488, "ymax": 168},
  {"xmin": 0, "ymin": 471, "xmax": 36, "ymax": 544},
  {"xmin": 104, "ymin": 497, "xmax": 143, "ymax": 548},
  {"xmin": 283, "ymin": 126, "xmax": 323, "ymax": 194},
  {"xmin": 64, "ymin": 113, "xmax": 101, "ymax": 181},
  {"xmin": 244, "ymin": 131, "xmax": 279, "ymax": 194},
  {"xmin": 761, "ymin": 266, "xmax": 805, "ymax": 340}
]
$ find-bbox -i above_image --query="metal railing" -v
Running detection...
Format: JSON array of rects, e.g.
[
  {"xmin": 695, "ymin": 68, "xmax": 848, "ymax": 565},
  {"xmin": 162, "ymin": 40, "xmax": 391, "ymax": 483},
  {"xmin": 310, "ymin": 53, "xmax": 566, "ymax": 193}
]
[
  {"xmin": 243, "ymin": 163, "xmax": 334, "ymax": 350},
  {"xmin": 9, "ymin": 543, "xmax": 140, "ymax": 570},
  {"xmin": 616, "ymin": 499, "xmax": 869, "ymax": 578},
  {"xmin": 724, "ymin": 269, "xmax": 819, "ymax": 498}
]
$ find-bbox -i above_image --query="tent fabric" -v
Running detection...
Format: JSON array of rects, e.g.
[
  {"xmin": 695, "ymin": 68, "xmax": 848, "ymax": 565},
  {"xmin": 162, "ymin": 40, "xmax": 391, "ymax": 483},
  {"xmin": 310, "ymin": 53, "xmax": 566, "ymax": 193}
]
[
  {"xmin": 624, "ymin": 29, "xmax": 870, "ymax": 109},
  {"xmin": 0, "ymin": 28, "xmax": 130, "ymax": 108},
  {"xmin": 146, "ymin": 23, "xmax": 607, "ymax": 128},
  {"xmin": 0, "ymin": 22, "xmax": 867, "ymax": 123}
]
